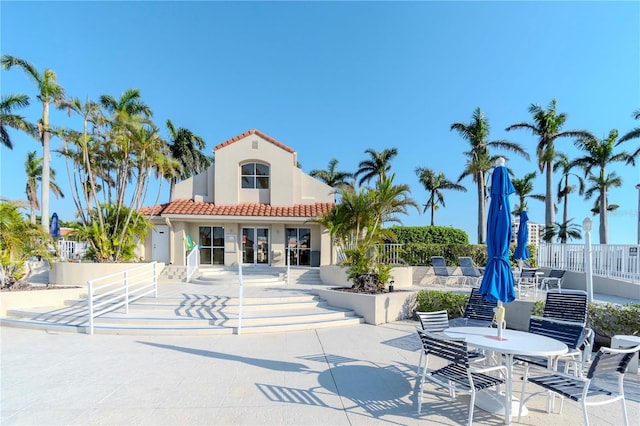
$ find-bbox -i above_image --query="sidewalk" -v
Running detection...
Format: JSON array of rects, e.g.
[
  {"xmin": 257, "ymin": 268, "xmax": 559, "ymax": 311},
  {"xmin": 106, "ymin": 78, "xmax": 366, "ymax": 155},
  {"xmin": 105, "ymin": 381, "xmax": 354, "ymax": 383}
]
[{"xmin": 2, "ymin": 321, "xmax": 638, "ymax": 425}]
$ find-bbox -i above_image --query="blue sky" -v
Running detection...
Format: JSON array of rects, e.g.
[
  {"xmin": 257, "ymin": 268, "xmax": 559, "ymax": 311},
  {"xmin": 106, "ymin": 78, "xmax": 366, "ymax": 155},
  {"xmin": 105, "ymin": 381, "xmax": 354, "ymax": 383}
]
[{"xmin": 1, "ymin": 1, "xmax": 639, "ymax": 244}]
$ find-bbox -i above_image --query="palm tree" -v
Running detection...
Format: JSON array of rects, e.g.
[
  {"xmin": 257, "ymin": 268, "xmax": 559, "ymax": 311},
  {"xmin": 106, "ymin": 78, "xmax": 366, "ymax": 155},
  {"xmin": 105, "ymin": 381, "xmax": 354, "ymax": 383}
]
[
  {"xmin": 1, "ymin": 94, "xmax": 37, "ymax": 149},
  {"xmin": 2, "ymin": 55, "xmax": 65, "ymax": 232},
  {"xmin": 415, "ymin": 167, "xmax": 466, "ymax": 225},
  {"xmin": 511, "ymin": 171, "xmax": 545, "ymax": 216},
  {"xmin": 505, "ymin": 99, "xmax": 591, "ymax": 239},
  {"xmin": 100, "ymin": 88, "xmax": 152, "ymax": 124},
  {"xmin": 543, "ymin": 219, "xmax": 582, "ymax": 243},
  {"xmin": 25, "ymin": 151, "xmax": 64, "ymax": 225},
  {"xmin": 451, "ymin": 107, "xmax": 530, "ymax": 244},
  {"xmin": 554, "ymin": 152, "xmax": 585, "ymax": 243},
  {"xmin": 165, "ymin": 119, "xmax": 212, "ymax": 200},
  {"xmin": 310, "ymin": 158, "xmax": 353, "ymax": 188},
  {"xmin": 572, "ymin": 129, "xmax": 631, "ymax": 243},
  {"xmin": 617, "ymin": 109, "xmax": 640, "ymax": 162},
  {"xmin": 354, "ymin": 148, "xmax": 398, "ymax": 186}
]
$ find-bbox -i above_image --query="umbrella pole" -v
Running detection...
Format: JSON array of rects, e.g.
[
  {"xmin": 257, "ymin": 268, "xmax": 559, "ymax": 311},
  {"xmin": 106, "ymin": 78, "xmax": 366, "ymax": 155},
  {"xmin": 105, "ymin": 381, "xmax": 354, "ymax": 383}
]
[{"xmin": 496, "ymin": 301, "xmax": 505, "ymax": 339}]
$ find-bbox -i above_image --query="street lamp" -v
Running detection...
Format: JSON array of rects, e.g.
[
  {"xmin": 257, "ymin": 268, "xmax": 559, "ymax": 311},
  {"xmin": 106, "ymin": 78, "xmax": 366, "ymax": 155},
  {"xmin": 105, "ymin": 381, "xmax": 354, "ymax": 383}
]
[{"xmin": 582, "ymin": 217, "xmax": 593, "ymax": 302}]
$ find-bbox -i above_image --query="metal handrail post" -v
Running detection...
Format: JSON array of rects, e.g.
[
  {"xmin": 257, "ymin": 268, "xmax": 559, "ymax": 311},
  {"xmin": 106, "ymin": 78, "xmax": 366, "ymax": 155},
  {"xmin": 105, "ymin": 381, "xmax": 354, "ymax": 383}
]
[
  {"xmin": 237, "ymin": 240, "xmax": 244, "ymax": 335},
  {"xmin": 88, "ymin": 282, "xmax": 94, "ymax": 335},
  {"xmin": 124, "ymin": 270, "xmax": 129, "ymax": 314},
  {"xmin": 287, "ymin": 245, "xmax": 291, "ymax": 286},
  {"xmin": 153, "ymin": 262, "xmax": 158, "ymax": 297}
]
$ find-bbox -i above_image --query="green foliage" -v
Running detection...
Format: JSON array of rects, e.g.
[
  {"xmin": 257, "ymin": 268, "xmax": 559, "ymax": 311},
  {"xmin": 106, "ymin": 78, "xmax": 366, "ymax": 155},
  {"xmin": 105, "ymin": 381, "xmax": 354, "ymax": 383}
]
[
  {"xmin": 531, "ymin": 300, "xmax": 544, "ymax": 316},
  {"xmin": 534, "ymin": 299, "xmax": 639, "ymax": 338},
  {"xmin": 587, "ymin": 303, "xmax": 640, "ymax": 338},
  {"xmin": 399, "ymin": 243, "xmax": 487, "ymax": 266},
  {"xmin": 389, "ymin": 226, "xmax": 469, "ymax": 245},
  {"xmin": 0, "ymin": 200, "xmax": 52, "ymax": 287},
  {"xmin": 415, "ymin": 290, "xmax": 469, "ymax": 319},
  {"xmin": 74, "ymin": 204, "xmax": 152, "ymax": 262}
]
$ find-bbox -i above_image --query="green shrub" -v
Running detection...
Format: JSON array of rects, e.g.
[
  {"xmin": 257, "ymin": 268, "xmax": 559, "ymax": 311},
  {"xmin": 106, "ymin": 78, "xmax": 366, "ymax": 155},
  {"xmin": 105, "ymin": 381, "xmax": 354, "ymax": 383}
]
[
  {"xmin": 533, "ymin": 300, "xmax": 639, "ymax": 338},
  {"xmin": 389, "ymin": 226, "xmax": 469, "ymax": 245},
  {"xmin": 587, "ymin": 303, "xmax": 640, "ymax": 338},
  {"xmin": 415, "ymin": 290, "xmax": 469, "ymax": 319}
]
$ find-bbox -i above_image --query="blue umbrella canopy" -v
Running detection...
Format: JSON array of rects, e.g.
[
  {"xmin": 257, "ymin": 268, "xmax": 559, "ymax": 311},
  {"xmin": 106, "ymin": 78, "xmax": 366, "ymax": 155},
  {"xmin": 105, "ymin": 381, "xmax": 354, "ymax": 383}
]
[
  {"xmin": 50, "ymin": 212, "xmax": 60, "ymax": 238},
  {"xmin": 514, "ymin": 210, "xmax": 530, "ymax": 262},
  {"xmin": 479, "ymin": 162, "xmax": 516, "ymax": 303}
]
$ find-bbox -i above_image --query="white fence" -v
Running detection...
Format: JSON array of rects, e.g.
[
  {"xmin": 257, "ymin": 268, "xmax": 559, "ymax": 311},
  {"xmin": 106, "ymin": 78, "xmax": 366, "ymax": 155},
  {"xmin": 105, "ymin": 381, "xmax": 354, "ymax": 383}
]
[
  {"xmin": 185, "ymin": 247, "xmax": 199, "ymax": 282},
  {"xmin": 538, "ymin": 243, "xmax": 640, "ymax": 283},
  {"xmin": 86, "ymin": 262, "xmax": 158, "ymax": 335},
  {"xmin": 57, "ymin": 240, "xmax": 89, "ymax": 260}
]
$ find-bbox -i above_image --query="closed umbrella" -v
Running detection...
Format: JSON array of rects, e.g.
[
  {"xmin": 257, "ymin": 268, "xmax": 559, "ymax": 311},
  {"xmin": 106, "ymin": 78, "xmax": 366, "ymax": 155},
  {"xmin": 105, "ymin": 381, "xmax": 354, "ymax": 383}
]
[
  {"xmin": 50, "ymin": 212, "xmax": 60, "ymax": 238},
  {"xmin": 514, "ymin": 210, "xmax": 530, "ymax": 268},
  {"xmin": 479, "ymin": 158, "xmax": 516, "ymax": 339}
]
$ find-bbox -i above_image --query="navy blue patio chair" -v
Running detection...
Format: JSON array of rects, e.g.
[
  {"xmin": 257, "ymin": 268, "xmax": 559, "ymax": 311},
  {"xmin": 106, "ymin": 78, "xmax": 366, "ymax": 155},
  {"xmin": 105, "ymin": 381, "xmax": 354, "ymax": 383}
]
[
  {"xmin": 449, "ymin": 288, "xmax": 497, "ymax": 327},
  {"xmin": 458, "ymin": 257, "xmax": 482, "ymax": 287},
  {"xmin": 431, "ymin": 256, "xmax": 462, "ymax": 287}
]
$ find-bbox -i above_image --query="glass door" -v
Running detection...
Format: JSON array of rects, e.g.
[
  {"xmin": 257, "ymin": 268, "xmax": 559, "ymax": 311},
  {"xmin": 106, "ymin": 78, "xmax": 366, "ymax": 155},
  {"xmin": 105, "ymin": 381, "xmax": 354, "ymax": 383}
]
[{"xmin": 242, "ymin": 227, "xmax": 269, "ymax": 264}]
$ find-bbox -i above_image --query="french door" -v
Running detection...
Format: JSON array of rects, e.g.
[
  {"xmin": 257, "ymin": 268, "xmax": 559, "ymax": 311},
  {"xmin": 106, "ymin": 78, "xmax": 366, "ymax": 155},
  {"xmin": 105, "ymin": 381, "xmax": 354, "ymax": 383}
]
[
  {"xmin": 285, "ymin": 228, "xmax": 311, "ymax": 266},
  {"xmin": 242, "ymin": 227, "xmax": 269, "ymax": 264}
]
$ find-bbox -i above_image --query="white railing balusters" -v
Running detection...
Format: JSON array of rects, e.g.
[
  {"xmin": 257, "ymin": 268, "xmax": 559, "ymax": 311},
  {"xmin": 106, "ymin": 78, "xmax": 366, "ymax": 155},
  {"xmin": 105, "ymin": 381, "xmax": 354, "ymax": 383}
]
[
  {"xmin": 185, "ymin": 247, "xmax": 199, "ymax": 282},
  {"xmin": 538, "ymin": 243, "xmax": 640, "ymax": 283},
  {"xmin": 86, "ymin": 262, "xmax": 158, "ymax": 335}
]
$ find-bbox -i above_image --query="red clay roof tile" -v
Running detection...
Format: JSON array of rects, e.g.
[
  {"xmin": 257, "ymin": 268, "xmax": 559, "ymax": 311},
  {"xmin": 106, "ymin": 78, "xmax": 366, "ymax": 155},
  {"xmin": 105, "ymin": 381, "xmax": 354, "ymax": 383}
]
[{"xmin": 139, "ymin": 199, "xmax": 334, "ymax": 218}]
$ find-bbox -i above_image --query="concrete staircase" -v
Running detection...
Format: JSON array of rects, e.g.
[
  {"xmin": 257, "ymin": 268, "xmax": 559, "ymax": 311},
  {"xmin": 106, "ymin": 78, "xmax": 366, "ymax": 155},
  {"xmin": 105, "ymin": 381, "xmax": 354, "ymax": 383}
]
[{"xmin": 1, "ymin": 267, "xmax": 362, "ymax": 335}]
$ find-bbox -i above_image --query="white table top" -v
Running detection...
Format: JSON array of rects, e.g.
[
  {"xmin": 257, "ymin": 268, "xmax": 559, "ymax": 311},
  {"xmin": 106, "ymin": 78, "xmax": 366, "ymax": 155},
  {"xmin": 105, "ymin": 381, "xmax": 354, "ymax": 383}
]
[{"xmin": 444, "ymin": 326, "xmax": 568, "ymax": 357}]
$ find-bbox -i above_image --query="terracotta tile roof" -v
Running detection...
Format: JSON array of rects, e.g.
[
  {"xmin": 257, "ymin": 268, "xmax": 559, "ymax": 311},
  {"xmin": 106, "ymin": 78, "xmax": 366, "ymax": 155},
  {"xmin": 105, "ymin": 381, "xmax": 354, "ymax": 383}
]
[
  {"xmin": 140, "ymin": 199, "xmax": 334, "ymax": 218},
  {"xmin": 214, "ymin": 129, "xmax": 295, "ymax": 153}
]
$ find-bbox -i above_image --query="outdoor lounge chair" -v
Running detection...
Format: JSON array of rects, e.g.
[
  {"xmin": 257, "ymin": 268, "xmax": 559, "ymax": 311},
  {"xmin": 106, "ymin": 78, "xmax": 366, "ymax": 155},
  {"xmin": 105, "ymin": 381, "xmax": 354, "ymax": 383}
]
[
  {"xmin": 543, "ymin": 290, "xmax": 594, "ymax": 362},
  {"xmin": 458, "ymin": 257, "xmax": 482, "ymax": 287},
  {"xmin": 540, "ymin": 269, "xmax": 566, "ymax": 292},
  {"xmin": 416, "ymin": 330, "xmax": 507, "ymax": 426},
  {"xmin": 416, "ymin": 310, "xmax": 450, "ymax": 375},
  {"xmin": 514, "ymin": 316, "xmax": 586, "ymax": 376},
  {"xmin": 517, "ymin": 268, "xmax": 539, "ymax": 298},
  {"xmin": 431, "ymin": 256, "xmax": 462, "ymax": 287},
  {"xmin": 518, "ymin": 344, "xmax": 640, "ymax": 426},
  {"xmin": 449, "ymin": 288, "xmax": 496, "ymax": 327}
]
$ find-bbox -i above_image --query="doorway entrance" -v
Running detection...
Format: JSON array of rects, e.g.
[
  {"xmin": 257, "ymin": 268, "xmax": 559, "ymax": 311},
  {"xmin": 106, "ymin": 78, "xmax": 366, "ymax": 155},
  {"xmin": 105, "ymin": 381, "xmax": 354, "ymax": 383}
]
[{"xmin": 242, "ymin": 227, "xmax": 269, "ymax": 264}]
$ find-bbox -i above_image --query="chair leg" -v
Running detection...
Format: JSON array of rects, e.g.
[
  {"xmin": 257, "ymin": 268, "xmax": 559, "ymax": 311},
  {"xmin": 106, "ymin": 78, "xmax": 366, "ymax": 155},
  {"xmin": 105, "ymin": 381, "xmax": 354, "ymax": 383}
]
[
  {"xmin": 582, "ymin": 400, "xmax": 590, "ymax": 426},
  {"xmin": 467, "ymin": 390, "xmax": 476, "ymax": 426},
  {"xmin": 621, "ymin": 397, "xmax": 629, "ymax": 426}
]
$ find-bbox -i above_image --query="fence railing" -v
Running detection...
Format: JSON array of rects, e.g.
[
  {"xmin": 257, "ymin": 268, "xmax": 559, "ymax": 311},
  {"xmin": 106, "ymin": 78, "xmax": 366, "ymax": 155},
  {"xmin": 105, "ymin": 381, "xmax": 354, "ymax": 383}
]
[
  {"xmin": 86, "ymin": 262, "xmax": 158, "ymax": 335},
  {"xmin": 185, "ymin": 247, "xmax": 199, "ymax": 282},
  {"xmin": 338, "ymin": 242, "xmax": 640, "ymax": 283},
  {"xmin": 57, "ymin": 240, "xmax": 88, "ymax": 260},
  {"xmin": 538, "ymin": 243, "xmax": 640, "ymax": 283}
]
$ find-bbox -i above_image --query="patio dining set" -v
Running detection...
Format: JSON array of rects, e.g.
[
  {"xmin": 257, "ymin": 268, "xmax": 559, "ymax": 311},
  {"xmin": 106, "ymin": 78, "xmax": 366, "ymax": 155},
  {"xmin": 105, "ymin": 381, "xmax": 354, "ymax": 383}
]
[
  {"xmin": 430, "ymin": 256, "xmax": 567, "ymax": 299},
  {"xmin": 414, "ymin": 288, "xmax": 640, "ymax": 426}
]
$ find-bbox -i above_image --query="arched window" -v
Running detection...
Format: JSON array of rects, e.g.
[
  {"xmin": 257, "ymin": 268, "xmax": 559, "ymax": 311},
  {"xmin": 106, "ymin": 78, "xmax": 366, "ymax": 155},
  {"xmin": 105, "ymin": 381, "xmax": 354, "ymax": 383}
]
[{"xmin": 241, "ymin": 162, "xmax": 269, "ymax": 189}]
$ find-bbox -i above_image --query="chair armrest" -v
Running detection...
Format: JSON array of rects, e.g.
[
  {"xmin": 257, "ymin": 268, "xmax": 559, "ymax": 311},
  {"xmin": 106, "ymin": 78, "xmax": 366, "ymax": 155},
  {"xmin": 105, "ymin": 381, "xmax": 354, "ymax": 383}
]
[{"xmin": 471, "ymin": 364, "xmax": 508, "ymax": 375}]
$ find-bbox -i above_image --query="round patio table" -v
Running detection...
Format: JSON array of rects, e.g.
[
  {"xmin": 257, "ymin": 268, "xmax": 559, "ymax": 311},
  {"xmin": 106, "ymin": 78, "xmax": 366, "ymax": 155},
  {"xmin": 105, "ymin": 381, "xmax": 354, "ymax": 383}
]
[{"xmin": 444, "ymin": 326, "xmax": 568, "ymax": 424}]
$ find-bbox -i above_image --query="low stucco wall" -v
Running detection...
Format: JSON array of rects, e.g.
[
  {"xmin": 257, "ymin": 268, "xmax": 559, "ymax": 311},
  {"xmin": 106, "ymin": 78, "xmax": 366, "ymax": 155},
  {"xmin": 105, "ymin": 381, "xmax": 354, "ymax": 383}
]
[
  {"xmin": 50, "ymin": 262, "xmax": 165, "ymax": 286},
  {"xmin": 319, "ymin": 265, "xmax": 413, "ymax": 289},
  {"xmin": 0, "ymin": 288, "xmax": 85, "ymax": 316},
  {"xmin": 316, "ymin": 288, "xmax": 417, "ymax": 325},
  {"xmin": 541, "ymin": 269, "xmax": 640, "ymax": 301}
]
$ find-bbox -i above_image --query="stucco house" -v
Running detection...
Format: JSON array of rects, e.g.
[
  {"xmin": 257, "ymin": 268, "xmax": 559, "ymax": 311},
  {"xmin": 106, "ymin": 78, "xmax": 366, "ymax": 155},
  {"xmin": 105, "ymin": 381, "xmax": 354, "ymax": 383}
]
[{"xmin": 139, "ymin": 129, "xmax": 335, "ymax": 268}]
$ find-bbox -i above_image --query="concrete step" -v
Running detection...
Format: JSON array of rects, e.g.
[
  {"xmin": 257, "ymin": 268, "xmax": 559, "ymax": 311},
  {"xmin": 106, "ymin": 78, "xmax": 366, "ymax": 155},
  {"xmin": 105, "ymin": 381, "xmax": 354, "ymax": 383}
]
[{"xmin": 2, "ymin": 293, "xmax": 364, "ymax": 335}]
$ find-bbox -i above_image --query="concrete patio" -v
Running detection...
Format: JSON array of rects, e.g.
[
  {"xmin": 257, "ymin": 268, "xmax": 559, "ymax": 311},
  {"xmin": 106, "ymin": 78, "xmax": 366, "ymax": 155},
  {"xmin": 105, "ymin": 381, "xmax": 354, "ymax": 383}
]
[{"xmin": 2, "ymin": 319, "xmax": 638, "ymax": 425}]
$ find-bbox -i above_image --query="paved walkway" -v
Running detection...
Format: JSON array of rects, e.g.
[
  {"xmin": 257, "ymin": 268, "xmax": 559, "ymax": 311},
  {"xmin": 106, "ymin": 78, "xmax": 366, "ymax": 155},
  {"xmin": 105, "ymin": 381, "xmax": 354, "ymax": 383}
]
[{"xmin": 2, "ymin": 319, "xmax": 638, "ymax": 425}]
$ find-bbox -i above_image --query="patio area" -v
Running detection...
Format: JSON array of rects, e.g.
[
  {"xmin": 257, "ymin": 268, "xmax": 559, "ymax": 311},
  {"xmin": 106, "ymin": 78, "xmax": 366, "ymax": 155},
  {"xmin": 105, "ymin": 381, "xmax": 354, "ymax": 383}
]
[{"xmin": 2, "ymin": 319, "xmax": 638, "ymax": 425}]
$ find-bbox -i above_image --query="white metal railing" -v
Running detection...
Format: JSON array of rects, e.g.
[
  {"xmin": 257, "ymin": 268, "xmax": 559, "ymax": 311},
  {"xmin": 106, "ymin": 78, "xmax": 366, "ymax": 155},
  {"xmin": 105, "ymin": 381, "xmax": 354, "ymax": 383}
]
[
  {"xmin": 57, "ymin": 240, "xmax": 88, "ymax": 260},
  {"xmin": 86, "ymin": 262, "xmax": 158, "ymax": 335},
  {"xmin": 538, "ymin": 243, "xmax": 640, "ymax": 283},
  {"xmin": 185, "ymin": 247, "xmax": 199, "ymax": 282}
]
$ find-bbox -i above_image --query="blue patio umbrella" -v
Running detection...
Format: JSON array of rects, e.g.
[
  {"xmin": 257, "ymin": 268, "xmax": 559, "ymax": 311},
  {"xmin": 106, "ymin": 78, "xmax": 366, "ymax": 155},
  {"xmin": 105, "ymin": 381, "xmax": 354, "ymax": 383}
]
[
  {"xmin": 479, "ymin": 159, "xmax": 516, "ymax": 305},
  {"xmin": 514, "ymin": 210, "xmax": 530, "ymax": 265},
  {"xmin": 50, "ymin": 212, "xmax": 60, "ymax": 238}
]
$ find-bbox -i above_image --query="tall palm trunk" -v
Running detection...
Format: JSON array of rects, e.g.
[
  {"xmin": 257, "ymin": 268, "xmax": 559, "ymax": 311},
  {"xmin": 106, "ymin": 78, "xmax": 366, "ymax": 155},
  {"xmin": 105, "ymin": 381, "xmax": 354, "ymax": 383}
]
[
  {"xmin": 561, "ymin": 177, "xmax": 569, "ymax": 244},
  {"xmin": 545, "ymin": 160, "xmax": 554, "ymax": 232},
  {"xmin": 476, "ymin": 171, "xmax": 486, "ymax": 244},
  {"xmin": 41, "ymin": 101, "xmax": 51, "ymax": 232}
]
